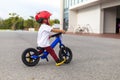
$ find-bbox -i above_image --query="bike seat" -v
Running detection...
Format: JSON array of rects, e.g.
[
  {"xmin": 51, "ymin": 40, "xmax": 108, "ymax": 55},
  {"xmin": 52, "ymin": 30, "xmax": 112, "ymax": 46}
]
[{"xmin": 36, "ymin": 47, "xmax": 44, "ymax": 50}]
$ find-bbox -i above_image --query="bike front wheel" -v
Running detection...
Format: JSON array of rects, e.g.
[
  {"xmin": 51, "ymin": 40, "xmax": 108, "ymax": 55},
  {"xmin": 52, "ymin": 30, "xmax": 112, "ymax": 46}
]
[
  {"xmin": 59, "ymin": 47, "xmax": 72, "ymax": 64},
  {"xmin": 22, "ymin": 48, "xmax": 40, "ymax": 67}
]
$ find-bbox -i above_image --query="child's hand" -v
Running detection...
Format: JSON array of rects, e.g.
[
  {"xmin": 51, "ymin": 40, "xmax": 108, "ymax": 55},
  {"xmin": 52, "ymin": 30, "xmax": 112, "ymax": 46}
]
[
  {"xmin": 51, "ymin": 29, "xmax": 66, "ymax": 34},
  {"xmin": 62, "ymin": 30, "xmax": 66, "ymax": 34},
  {"xmin": 49, "ymin": 35, "xmax": 52, "ymax": 39}
]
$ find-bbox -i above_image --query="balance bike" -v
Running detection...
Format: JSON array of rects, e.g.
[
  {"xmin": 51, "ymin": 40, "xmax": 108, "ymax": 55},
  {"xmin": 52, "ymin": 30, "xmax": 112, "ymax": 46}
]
[{"xmin": 21, "ymin": 33, "xmax": 72, "ymax": 66}]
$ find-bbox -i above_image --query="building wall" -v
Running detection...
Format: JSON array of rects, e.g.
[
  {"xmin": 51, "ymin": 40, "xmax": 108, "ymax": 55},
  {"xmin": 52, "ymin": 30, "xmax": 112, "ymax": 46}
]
[
  {"xmin": 101, "ymin": 0, "xmax": 120, "ymax": 33},
  {"xmin": 69, "ymin": 10, "xmax": 77, "ymax": 32},
  {"xmin": 62, "ymin": 0, "xmax": 120, "ymax": 34},
  {"xmin": 70, "ymin": 5, "xmax": 101, "ymax": 33},
  {"xmin": 101, "ymin": 0, "xmax": 120, "ymax": 9}
]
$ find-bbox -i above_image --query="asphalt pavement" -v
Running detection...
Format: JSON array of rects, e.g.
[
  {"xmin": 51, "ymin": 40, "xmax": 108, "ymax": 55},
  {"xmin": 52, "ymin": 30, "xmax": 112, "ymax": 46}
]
[{"xmin": 0, "ymin": 31, "xmax": 120, "ymax": 80}]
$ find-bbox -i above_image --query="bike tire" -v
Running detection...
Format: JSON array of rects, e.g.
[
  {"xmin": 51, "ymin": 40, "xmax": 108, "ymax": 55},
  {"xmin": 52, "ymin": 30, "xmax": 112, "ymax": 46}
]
[
  {"xmin": 22, "ymin": 48, "xmax": 40, "ymax": 67},
  {"xmin": 59, "ymin": 47, "xmax": 72, "ymax": 64}
]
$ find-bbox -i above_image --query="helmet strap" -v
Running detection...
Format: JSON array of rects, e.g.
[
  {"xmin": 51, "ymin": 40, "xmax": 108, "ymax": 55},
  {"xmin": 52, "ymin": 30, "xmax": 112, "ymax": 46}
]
[{"xmin": 43, "ymin": 19, "xmax": 50, "ymax": 25}]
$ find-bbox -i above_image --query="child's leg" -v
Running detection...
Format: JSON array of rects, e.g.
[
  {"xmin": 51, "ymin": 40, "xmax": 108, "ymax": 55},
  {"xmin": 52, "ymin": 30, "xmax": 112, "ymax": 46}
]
[
  {"xmin": 44, "ymin": 46, "xmax": 59, "ymax": 62},
  {"xmin": 45, "ymin": 46, "xmax": 66, "ymax": 66}
]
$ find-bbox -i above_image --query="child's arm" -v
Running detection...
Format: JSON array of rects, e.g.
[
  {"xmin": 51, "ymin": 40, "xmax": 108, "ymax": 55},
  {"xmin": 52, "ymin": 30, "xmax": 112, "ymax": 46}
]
[{"xmin": 51, "ymin": 29, "xmax": 66, "ymax": 34}]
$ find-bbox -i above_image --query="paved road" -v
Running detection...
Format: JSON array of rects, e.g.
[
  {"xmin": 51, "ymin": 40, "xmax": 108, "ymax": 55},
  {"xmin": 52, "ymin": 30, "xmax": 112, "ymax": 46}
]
[{"xmin": 0, "ymin": 31, "xmax": 120, "ymax": 80}]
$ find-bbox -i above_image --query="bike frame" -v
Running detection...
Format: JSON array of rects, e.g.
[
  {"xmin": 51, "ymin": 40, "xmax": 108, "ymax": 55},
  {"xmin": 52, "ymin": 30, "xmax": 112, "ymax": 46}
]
[{"xmin": 31, "ymin": 35, "xmax": 64, "ymax": 60}]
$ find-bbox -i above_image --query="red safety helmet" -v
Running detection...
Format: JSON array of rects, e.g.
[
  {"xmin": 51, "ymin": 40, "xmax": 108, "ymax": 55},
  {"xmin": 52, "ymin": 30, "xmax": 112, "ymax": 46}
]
[{"xmin": 35, "ymin": 11, "xmax": 52, "ymax": 23}]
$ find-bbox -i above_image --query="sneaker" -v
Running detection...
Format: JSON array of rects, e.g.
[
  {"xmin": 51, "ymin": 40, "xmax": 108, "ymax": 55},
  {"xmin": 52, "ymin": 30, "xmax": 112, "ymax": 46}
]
[{"xmin": 56, "ymin": 58, "xmax": 66, "ymax": 66}]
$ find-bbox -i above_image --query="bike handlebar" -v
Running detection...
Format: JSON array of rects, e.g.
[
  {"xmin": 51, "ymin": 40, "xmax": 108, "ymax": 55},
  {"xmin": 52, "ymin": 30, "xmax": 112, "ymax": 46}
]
[{"xmin": 50, "ymin": 32, "xmax": 62, "ymax": 38}]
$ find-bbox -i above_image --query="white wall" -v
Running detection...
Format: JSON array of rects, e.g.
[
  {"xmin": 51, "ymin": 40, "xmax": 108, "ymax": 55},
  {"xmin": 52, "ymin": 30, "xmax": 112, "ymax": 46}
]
[
  {"xmin": 68, "ymin": 10, "xmax": 77, "ymax": 32},
  {"xmin": 77, "ymin": 5, "xmax": 101, "ymax": 33},
  {"xmin": 101, "ymin": 0, "xmax": 120, "ymax": 9}
]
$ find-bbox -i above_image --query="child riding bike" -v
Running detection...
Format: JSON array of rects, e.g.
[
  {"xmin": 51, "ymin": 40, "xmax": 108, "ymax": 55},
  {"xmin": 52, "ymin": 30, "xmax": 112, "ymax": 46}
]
[{"xmin": 35, "ymin": 10, "xmax": 66, "ymax": 66}]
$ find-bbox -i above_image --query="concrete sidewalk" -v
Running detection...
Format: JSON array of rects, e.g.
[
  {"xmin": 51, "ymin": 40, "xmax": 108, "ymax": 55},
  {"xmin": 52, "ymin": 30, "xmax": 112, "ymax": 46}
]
[{"xmin": 67, "ymin": 32, "xmax": 120, "ymax": 39}]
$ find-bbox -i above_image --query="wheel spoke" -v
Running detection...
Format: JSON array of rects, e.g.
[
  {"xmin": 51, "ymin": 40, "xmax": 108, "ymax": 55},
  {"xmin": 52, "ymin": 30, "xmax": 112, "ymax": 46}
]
[
  {"xmin": 26, "ymin": 52, "xmax": 33, "ymax": 62},
  {"xmin": 26, "ymin": 56, "xmax": 30, "ymax": 58},
  {"xmin": 63, "ymin": 52, "xmax": 69, "ymax": 56},
  {"xmin": 28, "ymin": 52, "xmax": 31, "ymax": 56},
  {"xmin": 27, "ymin": 58, "xmax": 31, "ymax": 62}
]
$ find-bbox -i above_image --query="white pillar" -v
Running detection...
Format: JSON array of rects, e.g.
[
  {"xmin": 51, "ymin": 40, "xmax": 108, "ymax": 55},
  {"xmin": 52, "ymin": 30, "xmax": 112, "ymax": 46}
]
[{"xmin": 60, "ymin": 0, "xmax": 64, "ymax": 30}]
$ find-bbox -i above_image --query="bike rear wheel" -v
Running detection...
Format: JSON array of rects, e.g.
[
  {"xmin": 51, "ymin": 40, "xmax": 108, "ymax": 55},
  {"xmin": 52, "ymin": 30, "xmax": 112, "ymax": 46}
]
[
  {"xmin": 59, "ymin": 47, "xmax": 72, "ymax": 64},
  {"xmin": 22, "ymin": 48, "xmax": 40, "ymax": 66}
]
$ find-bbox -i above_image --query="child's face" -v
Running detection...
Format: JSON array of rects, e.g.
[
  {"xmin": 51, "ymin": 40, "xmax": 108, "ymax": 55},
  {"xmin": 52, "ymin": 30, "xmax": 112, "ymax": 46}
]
[
  {"xmin": 43, "ymin": 18, "xmax": 50, "ymax": 25},
  {"xmin": 48, "ymin": 18, "xmax": 50, "ymax": 24}
]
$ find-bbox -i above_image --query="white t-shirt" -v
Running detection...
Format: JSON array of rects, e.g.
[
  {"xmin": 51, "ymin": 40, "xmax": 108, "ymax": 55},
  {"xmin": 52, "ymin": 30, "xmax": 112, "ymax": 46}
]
[{"xmin": 37, "ymin": 24, "xmax": 53, "ymax": 47}]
